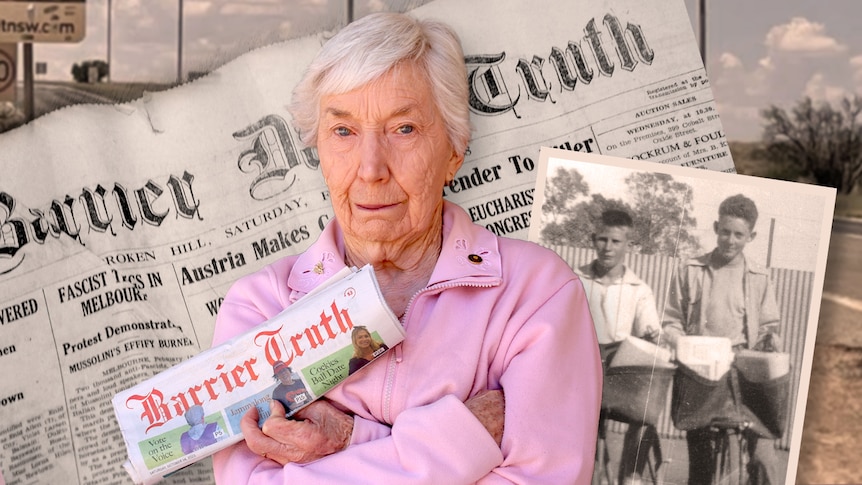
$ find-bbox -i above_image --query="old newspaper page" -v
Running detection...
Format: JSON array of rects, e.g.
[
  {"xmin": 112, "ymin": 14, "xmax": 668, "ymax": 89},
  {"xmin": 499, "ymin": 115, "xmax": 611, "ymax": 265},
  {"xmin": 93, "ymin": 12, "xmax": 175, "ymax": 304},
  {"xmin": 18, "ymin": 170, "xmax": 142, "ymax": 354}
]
[
  {"xmin": 0, "ymin": 0, "xmax": 732, "ymax": 483},
  {"xmin": 529, "ymin": 148, "xmax": 835, "ymax": 485}
]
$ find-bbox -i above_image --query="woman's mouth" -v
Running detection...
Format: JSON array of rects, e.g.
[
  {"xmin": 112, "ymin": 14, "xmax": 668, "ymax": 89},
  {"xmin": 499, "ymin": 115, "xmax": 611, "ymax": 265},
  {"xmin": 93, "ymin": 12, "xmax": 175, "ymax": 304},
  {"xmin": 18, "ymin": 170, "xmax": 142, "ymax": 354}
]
[{"xmin": 356, "ymin": 202, "xmax": 398, "ymax": 211}]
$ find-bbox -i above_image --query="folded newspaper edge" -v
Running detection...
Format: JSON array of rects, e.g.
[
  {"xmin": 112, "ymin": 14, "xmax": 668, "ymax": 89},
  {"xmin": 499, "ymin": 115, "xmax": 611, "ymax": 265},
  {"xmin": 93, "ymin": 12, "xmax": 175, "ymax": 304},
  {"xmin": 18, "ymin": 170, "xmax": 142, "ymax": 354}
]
[{"xmin": 111, "ymin": 264, "xmax": 404, "ymax": 484}]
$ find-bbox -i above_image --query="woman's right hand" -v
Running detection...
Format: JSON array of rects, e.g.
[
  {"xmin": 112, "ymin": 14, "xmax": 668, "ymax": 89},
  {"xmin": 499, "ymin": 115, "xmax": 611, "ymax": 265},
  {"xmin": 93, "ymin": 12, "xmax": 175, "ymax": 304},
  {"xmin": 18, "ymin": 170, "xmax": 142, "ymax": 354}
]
[
  {"xmin": 240, "ymin": 399, "xmax": 354, "ymax": 465},
  {"xmin": 465, "ymin": 389, "xmax": 505, "ymax": 447}
]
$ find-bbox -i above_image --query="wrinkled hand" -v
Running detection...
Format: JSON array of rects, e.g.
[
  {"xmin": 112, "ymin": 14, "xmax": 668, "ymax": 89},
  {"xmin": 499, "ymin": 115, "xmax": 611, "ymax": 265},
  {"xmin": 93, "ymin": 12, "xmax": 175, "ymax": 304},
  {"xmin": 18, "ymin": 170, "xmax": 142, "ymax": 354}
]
[
  {"xmin": 241, "ymin": 399, "xmax": 354, "ymax": 466},
  {"xmin": 465, "ymin": 389, "xmax": 505, "ymax": 447}
]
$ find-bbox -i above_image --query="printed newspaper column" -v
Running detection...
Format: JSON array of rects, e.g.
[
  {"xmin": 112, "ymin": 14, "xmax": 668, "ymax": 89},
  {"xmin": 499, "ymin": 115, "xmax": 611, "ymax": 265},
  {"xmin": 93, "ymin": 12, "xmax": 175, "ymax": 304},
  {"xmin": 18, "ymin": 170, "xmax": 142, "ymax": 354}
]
[
  {"xmin": 174, "ymin": 203, "xmax": 335, "ymax": 347},
  {"xmin": 40, "ymin": 260, "xmax": 206, "ymax": 484},
  {"xmin": 0, "ymin": 289, "xmax": 73, "ymax": 482}
]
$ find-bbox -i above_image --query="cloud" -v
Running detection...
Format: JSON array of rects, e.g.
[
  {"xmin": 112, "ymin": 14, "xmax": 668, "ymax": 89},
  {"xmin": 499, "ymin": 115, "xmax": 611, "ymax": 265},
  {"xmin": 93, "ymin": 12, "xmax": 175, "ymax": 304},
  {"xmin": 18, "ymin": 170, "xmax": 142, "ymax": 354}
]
[
  {"xmin": 852, "ymin": 56, "xmax": 862, "ymax": 94},
  {"xmin": 185, "ymin": 1, "xmax": 214, "ymax": 16},
  {"xmin": 714, "ymin": 102, "xmax": 761, "ymax": 126},
  {"xmin": 718, "ymin": 52, "xmax": 742, "ymax": 70},
  {"xmin": 363, "ymin": 0, "xmax": 387, "ymax": 13},
  {"xmin": 705, "ymin": 15, "xmax": 858, "ymax": 140},
  {"xmin": 763, "ymin": 17, "xmax": 846, "ymax": 55},
  {"xmin": 220, "ymin": 3, "xmax": 285, "ymax": 16},
  {"xmin": 802, "ymin": 72, "xmax": 850, "ymax": 105}
]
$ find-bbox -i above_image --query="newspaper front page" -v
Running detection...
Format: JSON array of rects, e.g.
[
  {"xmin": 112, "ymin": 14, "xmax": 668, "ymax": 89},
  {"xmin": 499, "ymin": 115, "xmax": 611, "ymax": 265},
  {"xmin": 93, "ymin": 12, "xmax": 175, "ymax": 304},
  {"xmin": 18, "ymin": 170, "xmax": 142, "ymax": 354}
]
[
  {"xmin": 113, "ymin": 265, "xmax": 404, "ymax": 484},
  {"xmin": 0, "ymin": 0, "xmax": 731, "ymax": 483}
]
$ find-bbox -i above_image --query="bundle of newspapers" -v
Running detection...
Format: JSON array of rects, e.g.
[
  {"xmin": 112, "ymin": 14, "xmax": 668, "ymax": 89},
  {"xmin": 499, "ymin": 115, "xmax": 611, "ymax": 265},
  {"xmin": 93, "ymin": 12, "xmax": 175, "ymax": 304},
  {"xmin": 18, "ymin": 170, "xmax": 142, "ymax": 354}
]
[{"xmin": 111, "ymin": 265, "xmax": 404, "ymax": 484}]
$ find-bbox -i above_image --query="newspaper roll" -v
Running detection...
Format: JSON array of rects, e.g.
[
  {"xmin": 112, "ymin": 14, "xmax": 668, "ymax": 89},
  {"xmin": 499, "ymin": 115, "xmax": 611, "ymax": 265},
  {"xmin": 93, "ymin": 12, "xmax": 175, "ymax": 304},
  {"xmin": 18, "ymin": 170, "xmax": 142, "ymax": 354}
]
[
  {"xmin": 607, "ymin": 336, "xmax": 674, "ymax": 369},
  {"xmin": 111, "ymin": 265, "xmax": 404, "ymax": 484},
  {"xmin": 675, "ymin": 336, "xmax": 733, "ymax": 381},
  {"xmin": 735, "ymin": 349, "xmax": 791, "ymax": 382}
]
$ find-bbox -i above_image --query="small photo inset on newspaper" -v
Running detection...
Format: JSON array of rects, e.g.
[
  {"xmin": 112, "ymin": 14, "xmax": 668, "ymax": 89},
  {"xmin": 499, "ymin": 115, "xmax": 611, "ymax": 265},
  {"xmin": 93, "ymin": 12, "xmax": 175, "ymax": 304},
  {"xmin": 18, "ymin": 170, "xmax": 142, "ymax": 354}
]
[
  {"xmin": 348, "ymin": 326, "xmax": 390, "ymax": 376},
  {"xmin": 299, "ymin": 326, "xmax": 389, "ymax": 397},
  {"xmin": 271, "ymin": 360, "xmax": 312, "ymax": 414},
  {"xmin": 528, "ymin": 148, "xmax": 835, "ymax": 485},
  {"xmin": 138, "ymin": 405, "xmax": 227, "ymax": 470},
  {"xmin": 179, "ymin": 405, "xmax": 227, "ymax": 455}
]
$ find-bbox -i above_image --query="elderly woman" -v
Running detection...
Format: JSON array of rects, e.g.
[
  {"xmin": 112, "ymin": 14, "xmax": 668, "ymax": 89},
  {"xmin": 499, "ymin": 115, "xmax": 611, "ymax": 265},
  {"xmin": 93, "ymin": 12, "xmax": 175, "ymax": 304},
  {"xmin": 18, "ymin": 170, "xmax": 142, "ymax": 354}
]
[{"xmin": 211, "ymin": 12, "xmax": 601, "ymax": 484}]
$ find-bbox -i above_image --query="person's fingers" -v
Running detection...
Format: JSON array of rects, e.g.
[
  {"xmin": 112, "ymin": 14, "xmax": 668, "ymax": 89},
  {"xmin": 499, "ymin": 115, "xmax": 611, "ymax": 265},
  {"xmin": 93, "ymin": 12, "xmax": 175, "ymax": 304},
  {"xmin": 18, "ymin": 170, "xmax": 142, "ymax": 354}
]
[
  {"xmin": 292, "ymin": 399, "xmax": 330, "ymax": 422},
  {"xmin": 240, "ymin": 405, "xmax": 261, "ymax": 435},
  {"xmin": 240, "ymin": 406, "xmax": 269, "ymax": 455},
  {"xmin": 269, "ymin": 399, "xmax": 287, "ymax": 419},
  {"xmin": 262, "ymin": 400, "xmax": 305, "ymax": 440}
]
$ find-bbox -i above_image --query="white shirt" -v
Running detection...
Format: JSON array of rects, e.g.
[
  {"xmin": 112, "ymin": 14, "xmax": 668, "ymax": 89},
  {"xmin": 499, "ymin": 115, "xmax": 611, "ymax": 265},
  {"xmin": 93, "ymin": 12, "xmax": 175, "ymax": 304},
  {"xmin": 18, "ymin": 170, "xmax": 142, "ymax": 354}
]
[{"xmin": 576, "ymin": 263, "xmax": 661, "ymax": 345}]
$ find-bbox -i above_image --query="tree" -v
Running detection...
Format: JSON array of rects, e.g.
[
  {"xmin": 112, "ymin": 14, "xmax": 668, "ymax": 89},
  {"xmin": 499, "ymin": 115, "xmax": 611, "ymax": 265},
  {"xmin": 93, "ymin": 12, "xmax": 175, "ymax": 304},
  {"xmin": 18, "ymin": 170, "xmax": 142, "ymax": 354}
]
[
  {"xmin": 0, "ymin": 101, "xmax": 26, "ymax": 133},
  {"xmin": 541, "ymin": 193, "xmax": 633, "ymax": 247},
  {"xmin": 539, "ymin": 170, "xmax": 701, "ymax": 258},
  {"xmin": 71, "ymin": 60, "xmax": 110, "ymax": 83},
  {"xmin": 624, "ymin": 172, "xmax": 700, "ymax": 257},
  {"xmin": 541, "ymin": 166, "xmax": 589, "ymax": 224},
  {"xmin": 760, "ymin": 95, "xmax": 862, "ymax": 193}
]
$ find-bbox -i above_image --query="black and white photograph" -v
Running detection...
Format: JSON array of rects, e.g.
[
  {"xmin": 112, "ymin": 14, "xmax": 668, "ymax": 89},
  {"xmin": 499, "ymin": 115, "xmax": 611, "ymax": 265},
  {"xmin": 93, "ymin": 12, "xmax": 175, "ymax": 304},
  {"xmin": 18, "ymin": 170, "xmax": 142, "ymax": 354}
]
[{"xmin": 529, "ymin": 148, "xmax": 835, "ymax": 485}]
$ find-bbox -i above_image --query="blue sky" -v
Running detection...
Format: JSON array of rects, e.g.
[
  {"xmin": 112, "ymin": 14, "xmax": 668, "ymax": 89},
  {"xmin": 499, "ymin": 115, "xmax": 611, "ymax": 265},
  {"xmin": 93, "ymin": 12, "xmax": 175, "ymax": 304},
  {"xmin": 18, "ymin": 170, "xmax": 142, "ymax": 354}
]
[{"xmin": 18, "ymin": 0, "xmax": 862, "ymax": 141}]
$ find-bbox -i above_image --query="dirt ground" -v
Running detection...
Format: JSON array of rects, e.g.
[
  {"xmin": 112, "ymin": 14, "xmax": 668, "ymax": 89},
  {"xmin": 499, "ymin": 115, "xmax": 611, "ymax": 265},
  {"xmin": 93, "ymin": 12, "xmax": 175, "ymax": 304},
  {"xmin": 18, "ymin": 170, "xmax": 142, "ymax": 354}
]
[{"xmin": 796, "ymin": 343, "xmax": 862, "ymax": 484}]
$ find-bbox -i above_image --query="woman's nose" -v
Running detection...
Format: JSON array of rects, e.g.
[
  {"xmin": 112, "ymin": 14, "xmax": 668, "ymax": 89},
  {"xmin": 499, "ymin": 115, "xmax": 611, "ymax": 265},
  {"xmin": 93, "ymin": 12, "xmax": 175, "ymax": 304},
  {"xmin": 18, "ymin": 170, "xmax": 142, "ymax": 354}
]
[{"xmin": 357, "ymin": 133, "xmax": 390, "ymax": 182}]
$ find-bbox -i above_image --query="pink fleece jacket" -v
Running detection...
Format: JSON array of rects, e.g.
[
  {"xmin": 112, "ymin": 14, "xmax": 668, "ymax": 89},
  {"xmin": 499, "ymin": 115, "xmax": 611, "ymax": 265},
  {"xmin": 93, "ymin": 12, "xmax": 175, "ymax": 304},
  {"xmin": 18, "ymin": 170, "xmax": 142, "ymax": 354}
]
[{"xmin": 211, "ymin": 201, "xmax": 601, "ymax": 484}]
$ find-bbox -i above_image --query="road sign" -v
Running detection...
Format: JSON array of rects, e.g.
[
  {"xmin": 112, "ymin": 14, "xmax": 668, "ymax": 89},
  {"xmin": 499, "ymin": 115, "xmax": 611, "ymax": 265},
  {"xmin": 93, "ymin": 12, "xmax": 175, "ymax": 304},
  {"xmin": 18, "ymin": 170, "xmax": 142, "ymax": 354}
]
[
  {"xmin": 0, "ymin": 43, "xmax": 14, "ymax": 102},
  {"xmin": 0, "ymin": 1, "xmax": 86, "ymax": 43}
]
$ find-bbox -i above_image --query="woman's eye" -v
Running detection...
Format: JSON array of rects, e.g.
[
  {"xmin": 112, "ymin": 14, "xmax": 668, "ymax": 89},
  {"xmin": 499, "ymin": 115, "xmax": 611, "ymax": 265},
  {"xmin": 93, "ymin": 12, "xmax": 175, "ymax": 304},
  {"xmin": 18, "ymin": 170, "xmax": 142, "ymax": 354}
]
[
  {"xmin": 397, "ymin": 125, "xmax": 415, "ymax": 135},
  {"xmin": 334, "ymin": 126, "xmax": 352, "ymax": 136}
]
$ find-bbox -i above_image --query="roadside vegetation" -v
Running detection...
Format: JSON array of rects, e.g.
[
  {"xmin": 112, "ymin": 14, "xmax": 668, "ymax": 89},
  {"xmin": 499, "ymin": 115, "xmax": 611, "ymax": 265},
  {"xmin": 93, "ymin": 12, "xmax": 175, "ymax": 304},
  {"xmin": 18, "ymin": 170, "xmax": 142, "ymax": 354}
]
[
  {"xmin": 48, "ymin": 80, "xmax": 176, "ymax": 103},
  {"xmin": 729, "ymin": 95, "xmax": 862, "ymax": 219},
  {"xmin": 730, "ymin": 140, "xmax": 862, "ymax": 219}
]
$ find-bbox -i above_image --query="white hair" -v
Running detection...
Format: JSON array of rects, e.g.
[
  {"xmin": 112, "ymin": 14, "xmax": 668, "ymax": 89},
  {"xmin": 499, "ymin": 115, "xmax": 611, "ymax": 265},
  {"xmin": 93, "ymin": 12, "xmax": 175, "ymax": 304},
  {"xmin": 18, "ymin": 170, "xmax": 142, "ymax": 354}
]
[{"xmin": 289, "ymin": 12, "xmax": 471, "ymax": 156}]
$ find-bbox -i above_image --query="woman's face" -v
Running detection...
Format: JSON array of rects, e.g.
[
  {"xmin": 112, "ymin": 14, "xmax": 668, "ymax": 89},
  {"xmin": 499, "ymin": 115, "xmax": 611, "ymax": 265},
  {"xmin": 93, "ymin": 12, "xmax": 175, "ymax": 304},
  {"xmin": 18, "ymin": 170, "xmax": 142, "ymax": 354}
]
[
  {"xmin": 316, "ymin": 62, "xmax": 463, "ymax": 249},
  {"xmin": 355, "ymin": 330, "xmax": 372, "ymax": 349}
]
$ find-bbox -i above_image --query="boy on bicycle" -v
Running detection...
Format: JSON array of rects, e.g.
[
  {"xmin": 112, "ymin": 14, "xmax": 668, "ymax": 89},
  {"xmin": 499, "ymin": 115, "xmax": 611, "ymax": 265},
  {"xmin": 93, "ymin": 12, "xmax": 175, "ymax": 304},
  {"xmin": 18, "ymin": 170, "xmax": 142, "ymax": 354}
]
[
  {"xmin": 662, "ymin": 194, "xmax": 781, "ymax": 484},
  {"xmin": 577, "ymin": 209, "xmax": 661, "ymax": 485}
]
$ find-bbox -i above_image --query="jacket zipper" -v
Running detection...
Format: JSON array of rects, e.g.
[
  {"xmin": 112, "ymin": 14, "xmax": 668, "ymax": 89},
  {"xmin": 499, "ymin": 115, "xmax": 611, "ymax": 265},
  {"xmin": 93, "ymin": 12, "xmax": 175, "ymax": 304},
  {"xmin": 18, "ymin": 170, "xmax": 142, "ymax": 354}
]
[{"xmin": 380, "ymin": 279, "xmax": 498, "ymax": 424}]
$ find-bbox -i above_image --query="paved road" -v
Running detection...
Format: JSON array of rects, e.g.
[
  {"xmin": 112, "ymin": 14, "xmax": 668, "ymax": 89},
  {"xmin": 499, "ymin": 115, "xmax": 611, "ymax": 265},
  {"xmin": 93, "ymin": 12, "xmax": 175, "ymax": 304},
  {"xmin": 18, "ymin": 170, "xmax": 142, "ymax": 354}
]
[
  {"xmin": 32, "ymin": 82, "xmax": 115, "ymax": 118},
  {"xmin": 797, "ymin": 218, "xmax": 862, "ymax": 484},
  {"xmin": 817, "ymin": 218, "xmax": 862, "ymax": 347},
  {"xmin": 832, "ymin": 217, "xmax": 862, "ymax": 238}
]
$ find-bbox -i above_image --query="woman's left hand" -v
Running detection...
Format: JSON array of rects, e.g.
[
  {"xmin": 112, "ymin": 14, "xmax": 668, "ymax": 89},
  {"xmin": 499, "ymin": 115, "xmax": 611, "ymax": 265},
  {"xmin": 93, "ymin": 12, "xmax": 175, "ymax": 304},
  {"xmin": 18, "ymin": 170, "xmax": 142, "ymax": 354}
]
[{"xmin": 240, "ymin": 399, "xmax": 354, "ymax": 465}]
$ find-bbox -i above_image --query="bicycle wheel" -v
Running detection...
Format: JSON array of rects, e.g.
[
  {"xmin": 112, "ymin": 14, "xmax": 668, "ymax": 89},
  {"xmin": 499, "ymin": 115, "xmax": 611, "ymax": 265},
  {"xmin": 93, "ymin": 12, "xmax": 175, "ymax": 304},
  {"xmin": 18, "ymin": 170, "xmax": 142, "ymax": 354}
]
[{"xmin": 711, "ymin": 429, "xmax": 749, "ymax": 485}]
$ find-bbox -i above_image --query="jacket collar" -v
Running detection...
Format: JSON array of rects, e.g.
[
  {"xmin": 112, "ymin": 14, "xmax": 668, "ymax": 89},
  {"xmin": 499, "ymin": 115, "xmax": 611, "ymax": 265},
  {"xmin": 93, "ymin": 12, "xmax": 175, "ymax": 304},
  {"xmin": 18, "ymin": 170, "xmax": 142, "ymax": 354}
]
[
  {"xmin": 578, "ymin": 263, "xmax": 644, "ymax": 285},
  {"xmin": 287, "ymin": 201, "xmax": 502, "ymax": 296},
  {"xmin": 689, "ymin": 251, "xmax": 770, "ymax": 275}
]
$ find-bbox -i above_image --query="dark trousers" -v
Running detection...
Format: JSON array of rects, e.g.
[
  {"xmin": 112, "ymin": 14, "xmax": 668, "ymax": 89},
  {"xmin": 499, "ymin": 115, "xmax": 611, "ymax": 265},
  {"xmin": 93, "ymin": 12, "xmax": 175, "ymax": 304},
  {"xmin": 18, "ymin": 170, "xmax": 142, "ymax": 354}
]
[
  {"xmin": 618, "ymin": 423, "xmax": 661, "ymax": 483},
  {"xmin": 686, "ymin": 427, "xmax": 780, "ymax": 484}
]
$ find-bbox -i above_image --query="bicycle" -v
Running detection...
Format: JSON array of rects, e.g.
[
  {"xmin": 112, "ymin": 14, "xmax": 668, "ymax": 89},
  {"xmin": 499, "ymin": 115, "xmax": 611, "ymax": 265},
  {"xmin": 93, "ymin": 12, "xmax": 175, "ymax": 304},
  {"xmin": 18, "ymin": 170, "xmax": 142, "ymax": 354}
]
[
  {"xmin": 707, "ymin": 417, "xmax": 752, "ymax": 485},
  {"xmin": 594, "ymin": 341, "xmax": 673, "ymax": 485},
  {"xmin": 593, "ymin": 415, "xmax": 668, "ymax": 485}
]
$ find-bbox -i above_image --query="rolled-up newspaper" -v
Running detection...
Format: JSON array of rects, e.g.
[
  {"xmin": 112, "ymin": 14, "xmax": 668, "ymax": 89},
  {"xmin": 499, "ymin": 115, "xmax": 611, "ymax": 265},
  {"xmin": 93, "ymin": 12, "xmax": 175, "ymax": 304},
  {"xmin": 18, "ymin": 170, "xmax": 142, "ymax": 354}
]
[
  {"xmin": 675, "ymin": 336, "xmax": 733, "ymax": 380},
  {"xmin": 608, "ymin": 335, "xmax": 674, "ymax": 369},
  {"xmin": 735, "ymin": 349, "xmax": 791, "ymax": 382},
  {"xmin": 111, "ymin": 265, "xmax": 404, "ymax": 484}
]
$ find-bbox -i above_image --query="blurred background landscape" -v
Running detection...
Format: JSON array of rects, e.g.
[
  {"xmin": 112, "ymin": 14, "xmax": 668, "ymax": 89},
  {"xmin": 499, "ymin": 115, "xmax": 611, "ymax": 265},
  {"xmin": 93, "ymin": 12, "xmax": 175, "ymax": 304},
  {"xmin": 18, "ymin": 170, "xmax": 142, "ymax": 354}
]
[{"xmin": 1, "ymin": 0, "xmax": 861, "ymax": 482}]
